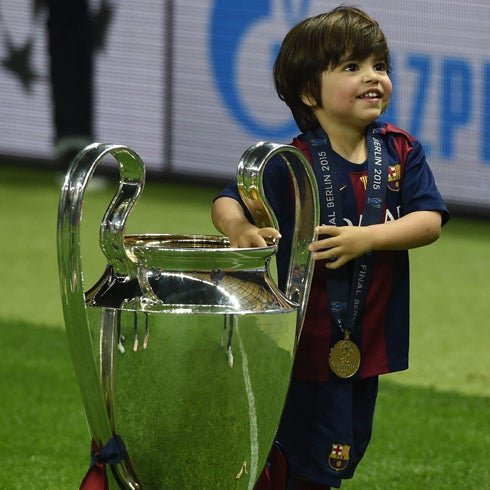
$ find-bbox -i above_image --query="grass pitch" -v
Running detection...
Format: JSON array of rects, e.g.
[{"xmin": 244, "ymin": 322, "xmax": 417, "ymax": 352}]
[{"xmin": 0, "ymin": 165, "xmax": 488, "ymax": 489}]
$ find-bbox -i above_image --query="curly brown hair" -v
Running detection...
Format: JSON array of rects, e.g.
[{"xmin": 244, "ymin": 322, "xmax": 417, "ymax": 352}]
[{"xmin": 273, "ymin": 6, "xmax": 391, "ymax": 132}]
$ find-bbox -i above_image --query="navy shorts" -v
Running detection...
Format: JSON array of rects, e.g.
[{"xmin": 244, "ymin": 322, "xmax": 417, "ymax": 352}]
[{"xmin": 275, "ymin": 376, "xmax": 379, "ymax": 488}]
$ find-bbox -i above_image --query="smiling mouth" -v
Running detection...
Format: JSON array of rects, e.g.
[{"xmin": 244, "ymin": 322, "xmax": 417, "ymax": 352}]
[
  {"xmin": 359, "ymin": 90, "xmax": 382, "ymax": 100},
  {"xmin": 358, "ymin": 91, "xmax": 382, "ymax": 99}
]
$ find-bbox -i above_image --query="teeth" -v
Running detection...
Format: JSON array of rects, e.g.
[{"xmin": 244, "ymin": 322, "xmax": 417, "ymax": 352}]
[{"xmin": 361, "ymin": 92, "xmax": 379, "ymax": 98}]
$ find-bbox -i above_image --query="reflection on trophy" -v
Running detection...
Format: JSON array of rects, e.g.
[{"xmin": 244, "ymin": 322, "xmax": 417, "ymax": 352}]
[{"xmin": 57, "ymin": 142, "xmax": 319, "ymax": 488}]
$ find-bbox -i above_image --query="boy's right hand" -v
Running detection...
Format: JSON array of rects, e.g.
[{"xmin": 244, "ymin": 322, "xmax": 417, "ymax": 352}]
[
  {"xmin": 226, "ymin": 222, "xmax": 281, "ymax": 248},
  {"xmin": 212, "ymin": 196, "xmax": 281, "ymax": 248}
]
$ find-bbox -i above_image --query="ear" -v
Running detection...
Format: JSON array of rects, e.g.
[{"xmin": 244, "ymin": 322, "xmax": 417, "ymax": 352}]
[{"xmin": 300, "ymin": 92, "xmax": 317, "ymax": 108}]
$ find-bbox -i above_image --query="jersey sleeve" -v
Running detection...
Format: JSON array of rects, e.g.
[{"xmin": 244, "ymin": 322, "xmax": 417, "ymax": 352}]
[{"xmin": 400, "ymin": 138, "xmax": 450, "ymax": 225}]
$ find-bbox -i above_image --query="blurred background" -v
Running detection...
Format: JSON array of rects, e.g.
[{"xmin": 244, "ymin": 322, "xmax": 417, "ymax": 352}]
[
  {"xmin": 1, "ymin": 0, "xmax": 490, "ymax": 214},
  {"xmin": 0, "ymin": 1, "xmax": 488, "ymax": 488}
]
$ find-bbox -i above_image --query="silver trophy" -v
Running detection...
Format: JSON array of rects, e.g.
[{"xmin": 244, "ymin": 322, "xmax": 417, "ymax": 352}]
[{"xmin": 57, "ymin": 142, "xmax": 319, "ymax": 489}]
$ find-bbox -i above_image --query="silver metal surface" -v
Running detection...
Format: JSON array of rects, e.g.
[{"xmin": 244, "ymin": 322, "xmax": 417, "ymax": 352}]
[
  {"xmin": 57, "ymin": 143, "xmax": 145, "ymax": 489},
  {"xmin": 237, "ymin": 142, "xmax": 320, "ymax": 336},
  {"xmin": 57, "ymin": 142, "xmax": 319, "ymax": 488}
]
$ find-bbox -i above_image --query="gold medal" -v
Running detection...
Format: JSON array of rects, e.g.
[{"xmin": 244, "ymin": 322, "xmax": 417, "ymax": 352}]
[{"xmin": 329, "ymin": 330, "xmax": 361, "ymax": 378}]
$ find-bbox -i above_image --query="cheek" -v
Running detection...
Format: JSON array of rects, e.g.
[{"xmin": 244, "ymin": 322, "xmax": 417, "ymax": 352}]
[
  {"xmin": 329, "ymin": 82, "xmax": 358, "ymax": 105},
  {"xmin": 382, "ymin": 79, "xmax": 393, "ymax": 112},
  {"xmin": 383, "ymin": 78, "xmax": 393, "ymax": 97}
]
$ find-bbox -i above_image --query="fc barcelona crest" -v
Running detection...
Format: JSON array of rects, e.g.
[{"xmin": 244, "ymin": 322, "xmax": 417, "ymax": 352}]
[
  {"xmin": 388, "ymin": 164, "xmax": 401, "ymax": 191},
  {"xmin": 328, "ymin": 443, "xmax": 351, "ymax": 472}
]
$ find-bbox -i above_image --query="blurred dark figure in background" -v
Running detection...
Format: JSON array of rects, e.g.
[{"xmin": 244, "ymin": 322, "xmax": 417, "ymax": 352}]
[{"xmin": 46, "ymin": 0, "xmax": 94, "ymax": 168}]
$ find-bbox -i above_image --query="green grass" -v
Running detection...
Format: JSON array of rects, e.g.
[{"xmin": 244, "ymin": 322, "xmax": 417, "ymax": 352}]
[
  {"xmin": 0, "ymin": 165, "xmax": 488, "ymax": 489},
  {"xmin": 0, "ymin": 321, "xmax": 87, "ymax": 489}
]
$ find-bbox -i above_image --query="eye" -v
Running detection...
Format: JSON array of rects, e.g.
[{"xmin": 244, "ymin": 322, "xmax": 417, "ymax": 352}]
[
  {"xmin": 374, "ymin": 62, "xmax": 388, "ymax": 72},
  {"xmin": 343, "ymin": 63, "xmax": 359, "ymax": 72}
]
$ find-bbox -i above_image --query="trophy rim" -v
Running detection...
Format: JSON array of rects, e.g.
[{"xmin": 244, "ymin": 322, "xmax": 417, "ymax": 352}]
[
  {"xmin": 123, "ymin": 234, "xmax": 277, "ymax": 266},
  {"xmin": 122, "ymin": 233, "xmax": 278, "ymax": 272},
  {"xmin": 124, "ymin": 233, "xmax": 276, "ymax": 251}
]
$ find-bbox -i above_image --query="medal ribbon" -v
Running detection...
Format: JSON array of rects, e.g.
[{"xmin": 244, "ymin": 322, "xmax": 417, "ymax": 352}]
[{"xmin": 307, "ymin": 125, "xmax": 389, "ymax": 337}]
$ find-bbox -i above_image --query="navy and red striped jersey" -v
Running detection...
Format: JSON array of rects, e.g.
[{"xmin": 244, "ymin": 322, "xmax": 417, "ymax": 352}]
[{"xmin": 217, "ymin": 121, "xmax": 449, "ymax": 381}]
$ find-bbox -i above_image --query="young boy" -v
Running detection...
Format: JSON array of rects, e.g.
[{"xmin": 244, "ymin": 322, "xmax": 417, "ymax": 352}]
[{"xmin": 212, "ymin": 6, "xmax": 449, "ymax": 489}]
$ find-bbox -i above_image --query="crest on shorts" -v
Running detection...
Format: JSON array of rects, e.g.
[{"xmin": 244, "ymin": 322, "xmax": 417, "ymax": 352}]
[
  {"xmin": 328, "ymin": 443, "xmax": 351, "ymax": 472},
  {"xmin": 388, "ymin": 164, "xmax": 401, "ymax": 191}
]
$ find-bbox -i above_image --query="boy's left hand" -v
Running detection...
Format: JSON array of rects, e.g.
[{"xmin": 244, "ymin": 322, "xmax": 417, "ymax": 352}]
[
  {"xmin": 308, "ymin": 225, "xmax": 372, "ymax": 269},
  {"xmin": 309, "ymin": 212, "xmax": 443, "ymax": 269}
]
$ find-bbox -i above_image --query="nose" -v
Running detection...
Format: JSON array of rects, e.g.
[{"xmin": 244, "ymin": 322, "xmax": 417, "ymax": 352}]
[{"xmin": 361, "ymin": 67, "xmax": 380, "ymax": 83}]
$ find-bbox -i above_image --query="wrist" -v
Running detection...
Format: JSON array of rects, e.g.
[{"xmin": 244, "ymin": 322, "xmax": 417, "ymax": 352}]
[{"xmin": 364, "ymin": 225, "xmax": 380, "ymax": 252}]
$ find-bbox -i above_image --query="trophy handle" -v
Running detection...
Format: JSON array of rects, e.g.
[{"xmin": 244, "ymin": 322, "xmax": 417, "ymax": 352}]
[
  {"xmin": 236, "ymin": 142, "xmax": 319, "ymax": 339},
  {"xmin": 57, "ymin": 143, "xmax": 145, "ymax": 448}
]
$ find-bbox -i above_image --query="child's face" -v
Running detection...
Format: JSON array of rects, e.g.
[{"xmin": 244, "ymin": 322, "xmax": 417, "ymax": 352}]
[{"xmin": 308, "ymin": 54, "xmax": 392, "ymax": 132}]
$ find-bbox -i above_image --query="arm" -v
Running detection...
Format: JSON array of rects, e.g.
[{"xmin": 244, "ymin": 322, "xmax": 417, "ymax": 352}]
[
  {"xmin": 211, "ymin": 196, "xmax": 281, "ymax": 248},
  {"xmin": 309, "ymin": 210, "xmax": 442, "ymax": 270}
]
